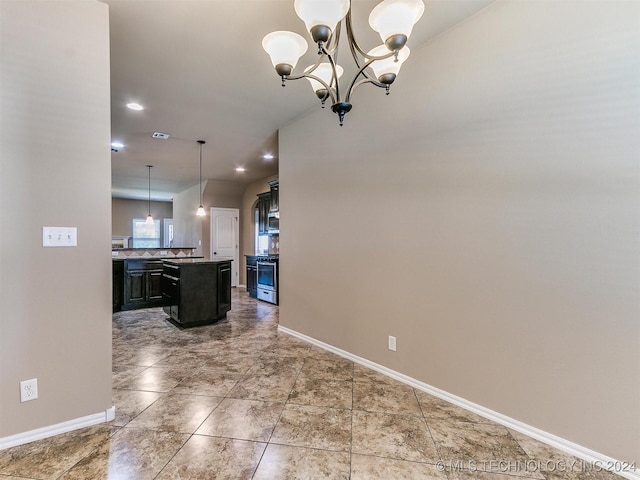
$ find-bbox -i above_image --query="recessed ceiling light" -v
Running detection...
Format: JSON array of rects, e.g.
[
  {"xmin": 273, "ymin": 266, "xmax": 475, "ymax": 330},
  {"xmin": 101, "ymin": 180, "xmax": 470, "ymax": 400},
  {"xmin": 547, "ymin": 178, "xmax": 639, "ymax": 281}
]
[
  {"xmin": 235, "ymin": 167, "xmax": 246, "ymax": 172},
  {"xmin": 111, "ymin": 142, "xmax": 124, "ymax": 149},
  {"xmin": 126, "ymin": 102, "xmax": 144, "ymax": 111},
  {"xmin": 263, "ymin": 153, "xmax": 274, "ymax": 160}
]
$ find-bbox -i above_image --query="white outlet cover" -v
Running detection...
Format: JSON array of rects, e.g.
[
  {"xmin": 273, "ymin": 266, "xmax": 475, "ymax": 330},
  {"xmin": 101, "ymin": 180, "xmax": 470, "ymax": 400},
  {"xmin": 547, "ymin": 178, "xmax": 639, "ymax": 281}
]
[
  {"xmin": 388, "ymin": 336, "xmax": 397, "ymax": 352},
  {"xmin": 20, "ymin": 378, "xmax": 38, "ymax": 402}
]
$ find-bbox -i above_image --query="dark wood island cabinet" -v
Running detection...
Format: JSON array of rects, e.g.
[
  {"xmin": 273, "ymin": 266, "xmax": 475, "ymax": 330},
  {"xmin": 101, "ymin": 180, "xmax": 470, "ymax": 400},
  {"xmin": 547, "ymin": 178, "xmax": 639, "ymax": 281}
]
[
  {"xmin": 122, "ymin": 259, "xmax": 164, "ymax": 310},
  {"xmin": 162, "ymin": 258, "xmax": 232, "ymax": 328}
]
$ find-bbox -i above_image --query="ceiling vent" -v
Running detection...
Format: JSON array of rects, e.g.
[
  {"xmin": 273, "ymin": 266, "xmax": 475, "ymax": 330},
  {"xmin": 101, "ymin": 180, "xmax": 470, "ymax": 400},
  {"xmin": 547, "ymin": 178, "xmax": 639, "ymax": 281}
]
[{"xmin": 152, "ymin": 132, "xmax": 170, "ymax": 139}]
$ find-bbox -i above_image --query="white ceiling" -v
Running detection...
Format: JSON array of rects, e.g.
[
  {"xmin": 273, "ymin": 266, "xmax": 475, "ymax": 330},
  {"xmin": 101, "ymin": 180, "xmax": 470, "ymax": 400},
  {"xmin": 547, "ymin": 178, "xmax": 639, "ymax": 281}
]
[{"xmin": 103, "ymin": 0, "xmax": 495, "ymax": 201}]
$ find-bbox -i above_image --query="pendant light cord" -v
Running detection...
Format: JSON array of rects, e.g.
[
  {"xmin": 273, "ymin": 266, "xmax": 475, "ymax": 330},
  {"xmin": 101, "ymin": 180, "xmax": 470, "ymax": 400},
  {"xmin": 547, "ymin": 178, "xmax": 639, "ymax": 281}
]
[
  {"xmin": 197, "ymin": 140, "xmax": 206, "ymax": 207},
  {"xmin": 147, "ymin": 165, "xmax": 152, "ymax": 217}
]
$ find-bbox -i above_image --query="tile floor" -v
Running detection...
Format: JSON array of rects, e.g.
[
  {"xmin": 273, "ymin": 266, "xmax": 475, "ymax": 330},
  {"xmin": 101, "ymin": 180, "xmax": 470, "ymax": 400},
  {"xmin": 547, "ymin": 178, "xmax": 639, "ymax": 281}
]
[{"xmin": 0, "ymin": 289, "xmax": 625, "ymax": 479}]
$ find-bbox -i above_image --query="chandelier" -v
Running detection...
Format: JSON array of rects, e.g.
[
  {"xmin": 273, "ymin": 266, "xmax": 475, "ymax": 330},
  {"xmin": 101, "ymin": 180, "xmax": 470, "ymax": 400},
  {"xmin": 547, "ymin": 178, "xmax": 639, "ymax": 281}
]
[{"xmin": 262, "ymin": 0, "xmax": 425, "ymax": 126}]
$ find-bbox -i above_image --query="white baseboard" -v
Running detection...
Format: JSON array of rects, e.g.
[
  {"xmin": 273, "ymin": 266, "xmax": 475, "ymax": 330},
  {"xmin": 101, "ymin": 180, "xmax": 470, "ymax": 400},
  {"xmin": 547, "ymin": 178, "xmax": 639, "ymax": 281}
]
[
  {"xmin": 0, "ymin": 406, "xmax": 115, "ymax": 451},
  {"xmin": 278, "ymin": 325, "xmax": 639, "ymax": 480}
]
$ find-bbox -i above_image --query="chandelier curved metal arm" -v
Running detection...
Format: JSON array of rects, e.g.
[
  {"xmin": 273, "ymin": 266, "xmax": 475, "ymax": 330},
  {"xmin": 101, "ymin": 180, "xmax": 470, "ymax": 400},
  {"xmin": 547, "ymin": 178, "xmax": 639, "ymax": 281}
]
[{"xmin": 263, "ymin": 0, "xmax": 425, "ymax": 126}]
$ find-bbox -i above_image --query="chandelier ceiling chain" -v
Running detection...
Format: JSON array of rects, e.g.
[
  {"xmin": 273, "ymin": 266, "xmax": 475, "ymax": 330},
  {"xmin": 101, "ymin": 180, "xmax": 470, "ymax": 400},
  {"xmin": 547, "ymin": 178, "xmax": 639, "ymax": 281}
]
[{"xmin": 263, "ymin": 0, "xmax": 425, "ymax": 125}]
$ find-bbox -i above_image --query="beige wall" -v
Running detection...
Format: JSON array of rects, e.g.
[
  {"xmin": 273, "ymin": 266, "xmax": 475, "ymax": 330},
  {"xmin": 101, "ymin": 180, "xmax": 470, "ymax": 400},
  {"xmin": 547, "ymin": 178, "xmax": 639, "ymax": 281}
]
[
  {"xmin": 0, "ymin": 0, "xmax": 112, "ymax": 437},
  {"xmin": 172, "ymin": 183, "xmax": 204, "ymax": 255},
  {"xmin": 279, "ymin": 0, "xmax": 639, "ymax": 465},
  {"xmin": 172, "ymin": 180, "xmax": 244, "ymax": 257},
  {"xmin": 239, "ymin": 174, "xmax": 278, "ymax": 284},
  {"xmin": 111, "ymin": 198, "xmax": 172, "ymax": 237}
]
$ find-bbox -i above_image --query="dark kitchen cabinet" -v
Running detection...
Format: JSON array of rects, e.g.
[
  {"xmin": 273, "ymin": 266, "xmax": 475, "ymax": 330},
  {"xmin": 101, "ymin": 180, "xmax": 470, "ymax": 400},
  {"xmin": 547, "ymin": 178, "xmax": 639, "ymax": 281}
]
[
  {"xmin": 162, "ymin": 259, "xmax": 232, "ymax": 328},
  {"xmin": 112, "ymin": 260, "xmax": 124, "ymax": 312},
  {"xmin": 268, "ymin": 179, "xmax": 279, "ymax": 212},
  {"xmin": 245, "ymin": 256, "xmax": 258, "ymax": 298},
  {"xmin": 257, "ymin": 192, "xmax": 270, "ymax": 235},
  {"xmin": 123, "ymin": 259, "xmax": 164, "ymax": 310},
  {"xmin": 218, "ymin": 262, "xmax": 232, "ymax": 313}
]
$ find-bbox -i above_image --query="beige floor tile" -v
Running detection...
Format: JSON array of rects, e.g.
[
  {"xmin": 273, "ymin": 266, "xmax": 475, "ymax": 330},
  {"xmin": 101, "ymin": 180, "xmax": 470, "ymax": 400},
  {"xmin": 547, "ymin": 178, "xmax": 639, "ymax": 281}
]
[
  {"xmin": 112, "ymin": 347, "xmax": 172, "ymax": 367},
  {"xmin": 351, "ymin": 454, "xmax": 447, "ymax": 479},
  {"xmin": 253, "ymin": 444, "xmax": 351, "ymax": 480},
  {"xmin": 196, "ymin": 398, "xmax": 284, "ymax": 442},
  {"xmin": 3, "ymin": 291, "xmax": 602, "ymax": 480},
  {"xmin": 353, "ymin": 381, "xmax": 422, "ymax": 416},
  {"xmin": 118, "ymin": 365, "xmax": 195, "ymax": 392},
  {"xmin": 352, "ymin": 410, "xmax": 439, "ymax": 463},
  {"xmin": 111, "ymin": 364, "xmax": 148, "ymax": 388},
  {"xmin": 246, "ymin": 356, "xmax": 305, "ymax": 376},
  {"xmin": 415, "ymin": 390, "xmax": 497, "ymax": 425},
  {"xmin": 428, "ymin": 419, "xmax": 544, "ymax": 479},
  {"xmin": 509, "ymin": 430, "xmax": 625, "ymax": 479},
  {"xmin": 298, "ymin": 358, "xmax": 354, "ymax": 381},
  {"xmin": 0, "ymin": 425, "xmax": 112, "ymax": 479},
  {"xmin": 448, "ymin": 470, "xmax": 546, "ymax": 480},
  {"xmin": 353, "ymin": 364, "xmax": 407, "ymax": 387},
  {"xmin": 171, "ymin": 369, "xmax": 243, "ymax": 397},
  {"xmin": 58, "ymin": 427, "xmax": 189, "ymax": 480},
  {"xmin": 126, "ymin": 392, "xmax": 222, "ymax": 433},
  {"xmin": 270, "ymin": 404, "xmax": 352, "ymax": 452},
  {"xmin": 227, "ymin": 371, "xmax": 298, "ymax": 402},
  {"xmin": 288, "ymin": 377, "xmax": 353, "ymax": 409},
  {"xmin": 111, "ymin": 388, "xmax": 162, "ymax": 426},
  {"xmin": 155, "ymin": 435, "xmax": 265, "ymax": 480}
]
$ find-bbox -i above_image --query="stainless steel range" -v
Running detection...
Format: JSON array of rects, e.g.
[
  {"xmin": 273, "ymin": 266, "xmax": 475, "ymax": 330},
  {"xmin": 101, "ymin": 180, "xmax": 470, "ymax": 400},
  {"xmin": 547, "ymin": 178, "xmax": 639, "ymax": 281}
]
[{"xmin": 257, "ymin": 258, "xmax": 278, "ymax": 304}]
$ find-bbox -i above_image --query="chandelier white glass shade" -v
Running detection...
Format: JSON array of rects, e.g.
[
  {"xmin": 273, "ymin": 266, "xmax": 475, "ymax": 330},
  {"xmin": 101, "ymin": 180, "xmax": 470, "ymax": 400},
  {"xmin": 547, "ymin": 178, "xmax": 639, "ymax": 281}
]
[
  {"xmin": 367, "ymin": 45, "xmax": 410, "ymax": 82},
  {"xmin": 262, "ymin": 31, "xmax": 308, "ymax": 77},
  {"xmin": 262, "ymin": 0, "xmax": 425, "ymax": 125},
  {"xmin": 196, "ymin": 140, "xmax": 206, "ymax": 217},
  {"xmin": 304, "ymin": 63, "xmax": 344, "ymax": 99},
  {"xmin": 369, "ymin": 0, "xmax": 425, "ymax": 49},
  {"xmin": 294, "ymin": 0, "xmax": 350, "ymax": 42}
]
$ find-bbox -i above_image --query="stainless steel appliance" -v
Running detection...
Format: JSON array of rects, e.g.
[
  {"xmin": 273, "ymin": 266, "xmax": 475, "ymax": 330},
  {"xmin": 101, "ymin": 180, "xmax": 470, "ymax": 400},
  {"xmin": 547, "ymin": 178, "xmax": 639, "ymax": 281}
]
[
  {"xmin": 267, "ymin": 212, "xmax": 279, "ymax": 234},
  {"xmin": 257, "ymin": 259, "xmax": 277, "ymax": 304}
]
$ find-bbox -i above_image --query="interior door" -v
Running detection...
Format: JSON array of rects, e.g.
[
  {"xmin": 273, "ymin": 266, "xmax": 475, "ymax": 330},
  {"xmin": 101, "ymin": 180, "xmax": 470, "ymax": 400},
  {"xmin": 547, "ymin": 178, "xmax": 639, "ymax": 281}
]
[{"xmin": 210, "ymin": 207, "xmax": 239, "ymax": 287}]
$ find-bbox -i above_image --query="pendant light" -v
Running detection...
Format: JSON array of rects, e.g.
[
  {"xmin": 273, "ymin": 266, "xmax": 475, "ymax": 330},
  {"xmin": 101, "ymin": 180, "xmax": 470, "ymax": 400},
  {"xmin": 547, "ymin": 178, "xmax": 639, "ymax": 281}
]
[
  {"xmin": 196, "ymin": 140, "xmax": 206, "ymax": 216},
  {"xmin": 145, "ymin": 165, "xmax": 154, "ymax": 224}
]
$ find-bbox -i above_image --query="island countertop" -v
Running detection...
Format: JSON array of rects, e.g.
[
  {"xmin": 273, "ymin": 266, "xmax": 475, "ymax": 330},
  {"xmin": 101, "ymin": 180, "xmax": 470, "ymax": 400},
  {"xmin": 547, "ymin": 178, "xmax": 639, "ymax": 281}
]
[{"xmin": 162, "ymin": 257, "xmax": 233, "ymax": 266}]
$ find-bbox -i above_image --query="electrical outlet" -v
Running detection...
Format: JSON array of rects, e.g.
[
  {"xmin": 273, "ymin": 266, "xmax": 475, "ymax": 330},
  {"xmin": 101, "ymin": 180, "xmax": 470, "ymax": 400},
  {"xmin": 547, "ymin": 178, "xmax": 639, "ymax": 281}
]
[
  {"xmin": 20, "ymin": 378, "xmax": 38, "ymax": 402},
  {"xmin": 388, "ymin": 335, "xmax": 397, "ymax": 352}
]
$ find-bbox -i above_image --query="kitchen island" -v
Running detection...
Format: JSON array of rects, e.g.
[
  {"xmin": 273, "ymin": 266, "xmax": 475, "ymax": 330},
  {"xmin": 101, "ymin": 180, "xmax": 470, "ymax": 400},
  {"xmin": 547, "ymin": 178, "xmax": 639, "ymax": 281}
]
[{"xmin": 161, "ymin": 258, "xmax": 232, "ymax": 328}]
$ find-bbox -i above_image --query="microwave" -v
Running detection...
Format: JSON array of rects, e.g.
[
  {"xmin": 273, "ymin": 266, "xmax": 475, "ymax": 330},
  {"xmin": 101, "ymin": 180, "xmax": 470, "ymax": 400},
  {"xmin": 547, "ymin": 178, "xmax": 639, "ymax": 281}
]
[{"xmin": 267, "ymin": 212, "xmax": 279, "ymax": 233}]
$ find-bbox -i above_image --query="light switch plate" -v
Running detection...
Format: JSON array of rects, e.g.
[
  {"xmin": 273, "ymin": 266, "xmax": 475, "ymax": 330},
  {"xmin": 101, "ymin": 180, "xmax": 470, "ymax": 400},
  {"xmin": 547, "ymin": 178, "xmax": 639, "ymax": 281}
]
[{"xmin": 43, "ymin": 227, "xmax": 77, "ymax": 247}]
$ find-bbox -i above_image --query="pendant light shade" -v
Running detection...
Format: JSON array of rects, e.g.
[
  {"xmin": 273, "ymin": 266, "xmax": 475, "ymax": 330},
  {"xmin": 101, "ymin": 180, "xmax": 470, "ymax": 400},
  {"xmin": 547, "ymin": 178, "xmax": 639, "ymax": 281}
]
[{"xmin": 196, "ymin": 140, "xmax": 206, "ymax": 217}]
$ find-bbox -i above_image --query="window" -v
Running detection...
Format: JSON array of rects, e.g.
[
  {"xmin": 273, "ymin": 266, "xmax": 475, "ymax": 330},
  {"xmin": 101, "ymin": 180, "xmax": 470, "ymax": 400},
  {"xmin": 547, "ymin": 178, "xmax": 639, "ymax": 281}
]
[
  {"xmin": 132, "ymin": 218, "xmax": 160, "ymax": 248},
  {"xmin": 255, "ymin": 208, "xmax": 269, "ymax": 255},
  {"xmin": 163, "ymin": 219, "xmax": 174, "ymax": 248}
]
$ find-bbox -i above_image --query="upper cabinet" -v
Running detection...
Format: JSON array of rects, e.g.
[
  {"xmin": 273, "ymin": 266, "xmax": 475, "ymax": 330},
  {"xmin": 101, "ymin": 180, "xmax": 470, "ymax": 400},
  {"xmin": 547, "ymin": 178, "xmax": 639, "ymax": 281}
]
[
  {"xmin": 268, "ymin": 180, "xmax": 279, "ymax": 213},
  {"xmin": 257, "ymin": 192, "xmax": 270, "ymax": 235}
]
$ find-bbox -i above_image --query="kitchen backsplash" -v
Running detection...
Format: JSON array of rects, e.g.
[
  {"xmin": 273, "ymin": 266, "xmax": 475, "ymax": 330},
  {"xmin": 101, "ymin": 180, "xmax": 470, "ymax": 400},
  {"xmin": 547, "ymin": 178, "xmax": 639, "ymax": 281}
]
[
  {"xmin": 112, "ymin": 247, "xmax": 196, "ymax": 258},
  {"xmin": 268, "ymin": 235, "xmax": 279, "ymax": 255}
]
